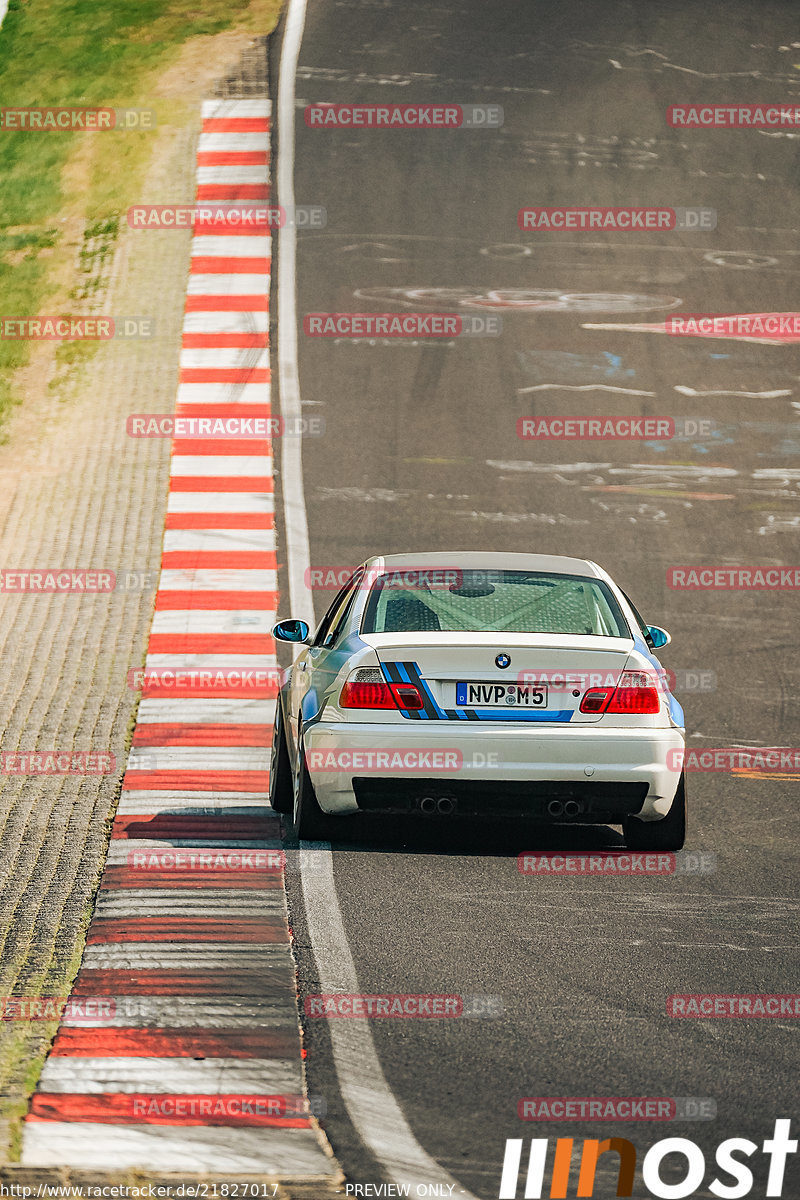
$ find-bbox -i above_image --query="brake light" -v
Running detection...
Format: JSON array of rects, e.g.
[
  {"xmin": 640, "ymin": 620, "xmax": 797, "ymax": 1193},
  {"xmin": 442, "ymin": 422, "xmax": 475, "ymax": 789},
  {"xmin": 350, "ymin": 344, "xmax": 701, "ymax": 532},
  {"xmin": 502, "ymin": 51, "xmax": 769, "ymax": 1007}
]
[
  {"xmin": 580, "ymin": 671, "xmax": 660, "ymax": 715},
  {"xmin": 339, "ymin": 670, "xmax": 425, "ymax": 711}
]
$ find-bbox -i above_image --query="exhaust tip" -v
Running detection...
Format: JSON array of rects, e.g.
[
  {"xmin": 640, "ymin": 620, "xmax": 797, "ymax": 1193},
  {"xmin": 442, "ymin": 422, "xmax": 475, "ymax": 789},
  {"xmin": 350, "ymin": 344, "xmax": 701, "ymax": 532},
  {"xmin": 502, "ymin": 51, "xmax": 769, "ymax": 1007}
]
[
  {"xmin": 419, "ymin": 796, "xmax": 437, "ymax": 815},
  {"xmin": 564, "ymin": 800, "xmax": 582, "ymax": 817},
  {"xmin": 437, "ymin": 796, "xmax": 455, "ymax": 816},
  {"xmin": 547, "ymin": 800, "xmax": 564, "ymax": 818}
]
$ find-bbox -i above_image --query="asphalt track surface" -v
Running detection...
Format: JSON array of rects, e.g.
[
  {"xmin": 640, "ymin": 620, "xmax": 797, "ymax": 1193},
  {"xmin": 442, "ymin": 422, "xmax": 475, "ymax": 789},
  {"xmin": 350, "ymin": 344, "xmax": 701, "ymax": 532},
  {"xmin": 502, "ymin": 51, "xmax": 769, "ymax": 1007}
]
[{"xmin": 271, "ymin": 3, "xmax": 800, "ymax": 1196}]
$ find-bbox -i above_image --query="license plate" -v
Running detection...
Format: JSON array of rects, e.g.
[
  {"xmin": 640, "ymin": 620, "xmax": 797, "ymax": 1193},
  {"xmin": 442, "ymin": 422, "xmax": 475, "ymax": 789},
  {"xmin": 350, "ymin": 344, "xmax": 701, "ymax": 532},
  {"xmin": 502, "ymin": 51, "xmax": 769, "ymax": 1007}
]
[{"xmin": 456, "ymin": 681, "xmax": 548, "ymax": 708}]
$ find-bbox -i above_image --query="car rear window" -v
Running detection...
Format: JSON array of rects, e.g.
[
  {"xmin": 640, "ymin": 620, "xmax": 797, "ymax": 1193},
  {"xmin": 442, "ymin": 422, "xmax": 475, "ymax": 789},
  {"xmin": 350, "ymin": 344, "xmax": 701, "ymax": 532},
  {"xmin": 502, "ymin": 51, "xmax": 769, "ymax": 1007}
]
[{"xmin": 361, "ymin": 569, "xmax": 630, "ymax": 637}]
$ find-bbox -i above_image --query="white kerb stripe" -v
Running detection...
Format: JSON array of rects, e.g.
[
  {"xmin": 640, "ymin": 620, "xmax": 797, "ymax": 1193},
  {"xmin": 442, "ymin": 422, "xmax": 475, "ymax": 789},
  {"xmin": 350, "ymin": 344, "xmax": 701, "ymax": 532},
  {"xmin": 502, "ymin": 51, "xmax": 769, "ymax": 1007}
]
[
  {"xmin": 115, "ymin": 794, "xmax": 274, "ymax": 813},
  {"xmin": 127, "ymin": 746, "xmax": 269, "ymax": 769},
  {"xmin": 163, "ymin": 529, "xmax": 276, "ymax": 553},
  {"xmin": 62, "ymin": 998, "xmax": 293, "ymax": 1028},
  {"xmin": 196, "ymin": 166, "xmax": 269, "ymax": 185},
  {"xmin": 142, "ymin": 654, "xmax": 277, "ymax": 671},
  {"xmin": 93, "ymin": 892, "xmax": 276, "ymax": 910},
  {"xmin": 152, "ymin": 610, "xmax": 276, "ymax": 634},
  {"xmin": 179, "ymin": 348, "xmax": 269, "ymax": 369},
  {"xmin": 177, "ymin": 382, "xmax": 269, "ymax": 404},
  {"xmin": 166, "ymin": 492, "xmax": 273, "ymax": 514},
  {"xmin": 201, "ymin": 98, "xmax": 272, "ymax": 119},
  {"xmin": 157, "ymin": 568, "xmax": 277, "ymax": 590},
  {"xmin": 191, "ymin": 235, "xmax": 271, "ymax": 257},
  {"xmin": 135, "ymin": 697, "xmax": 276, "ymax": 722},
  {"xmin": 22, "ymin": 1124, "xmax": 337, "ymax": 1175},
  {"xmin": 187, "ymin": 273, "xmax": 269, "ymax": 295},
  {"xmin": 38, "ymin": 1057, "xmax": 300, "ymax": 1093},
  {"xmin": 169, "ymin": 456, "xmax": 271, "ymax": 477},
  {"xmin": 198, "ymin": 133, "xmax": 268, "ymax": 154},
  {"xmin": 79, "ymin": 948, "xmax": 292, "ymax": 971},
  {"xmin": 183, "ymin": 311, "xmax": 270, "ymax": 334}
]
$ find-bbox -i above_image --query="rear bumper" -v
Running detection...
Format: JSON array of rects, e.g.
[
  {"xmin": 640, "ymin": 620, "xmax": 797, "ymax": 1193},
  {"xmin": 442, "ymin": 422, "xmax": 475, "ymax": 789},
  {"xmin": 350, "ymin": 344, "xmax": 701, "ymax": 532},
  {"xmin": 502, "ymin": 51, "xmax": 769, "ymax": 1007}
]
[{"xmin": 303, "ymin": 721, "xmax": 684, "ymax": 821}]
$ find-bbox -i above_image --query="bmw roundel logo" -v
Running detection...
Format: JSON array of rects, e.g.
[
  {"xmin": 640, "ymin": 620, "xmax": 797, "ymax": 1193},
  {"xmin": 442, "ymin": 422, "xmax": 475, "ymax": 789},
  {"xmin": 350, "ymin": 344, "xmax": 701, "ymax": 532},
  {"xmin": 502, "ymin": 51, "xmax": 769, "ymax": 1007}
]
[{"xmin": 495, "ymin": 653, "xmax": 511, "ymax": 669}]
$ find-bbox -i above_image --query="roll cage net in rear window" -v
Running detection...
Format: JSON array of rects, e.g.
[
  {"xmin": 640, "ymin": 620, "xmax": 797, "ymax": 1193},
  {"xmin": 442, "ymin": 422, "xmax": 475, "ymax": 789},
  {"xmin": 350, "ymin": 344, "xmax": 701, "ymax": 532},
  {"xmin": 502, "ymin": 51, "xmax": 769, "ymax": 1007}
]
[{"xmin": 360, "ymin": 570, "xmax": 629, "ymax": 637}]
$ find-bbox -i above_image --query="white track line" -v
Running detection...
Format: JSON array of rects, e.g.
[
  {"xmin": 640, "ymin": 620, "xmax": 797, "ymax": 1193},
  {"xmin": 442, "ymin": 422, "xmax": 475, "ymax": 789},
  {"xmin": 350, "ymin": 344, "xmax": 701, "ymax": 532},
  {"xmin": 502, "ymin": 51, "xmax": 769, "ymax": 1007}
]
[
  {"xmin": 276, "ymin": 0, "xmax": 315, "ymax": 632},
  {"xmin": 277, "ymin": 3, "xmax": 476, "ymax": 1194}
]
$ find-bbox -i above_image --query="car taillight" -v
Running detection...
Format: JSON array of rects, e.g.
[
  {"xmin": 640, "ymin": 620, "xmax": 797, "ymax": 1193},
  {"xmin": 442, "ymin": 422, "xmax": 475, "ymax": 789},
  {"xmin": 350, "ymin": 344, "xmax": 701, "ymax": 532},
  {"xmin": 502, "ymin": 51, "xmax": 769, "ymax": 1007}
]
[
  {"xmin": 340, "ymin": 680, "xmax": 397, "ymax": 709},
  {"xmin": 390, "ymin": 683, "xmax": 424, "ymax": 710},
  {"xmin": 339, "ymin": 669, "xmax": 424, "ymax": 711},
  {"xmin": 579, "ymin": 671, "xmax": 660, "ymax": 715},
  {"xmin": 579, "ymin": 688, "xmax": 614, "ymax": 713}
]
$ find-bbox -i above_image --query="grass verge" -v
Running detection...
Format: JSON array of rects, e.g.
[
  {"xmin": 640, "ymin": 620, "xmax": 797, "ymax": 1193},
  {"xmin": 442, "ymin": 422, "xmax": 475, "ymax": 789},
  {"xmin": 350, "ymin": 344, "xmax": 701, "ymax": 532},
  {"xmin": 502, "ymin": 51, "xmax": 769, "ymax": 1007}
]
[{"xmin": 0, "ymin": 0, "xmax": 280, "ymax": 425}]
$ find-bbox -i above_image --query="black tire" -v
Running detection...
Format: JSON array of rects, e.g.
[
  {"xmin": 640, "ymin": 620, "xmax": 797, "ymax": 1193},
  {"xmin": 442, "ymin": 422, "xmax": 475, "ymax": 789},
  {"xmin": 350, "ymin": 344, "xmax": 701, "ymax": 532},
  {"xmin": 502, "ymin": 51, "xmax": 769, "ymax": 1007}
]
[
  {"xmin": 623, "ymin": 771, "xmax": 687, "ymax": 851},
  {"xmin": 293, "ymin": 740, "xmax": 330, "ymax": 840},
  {"xmin": 269, "ymin": 701, "xmax": 293, "ymax": 813}
]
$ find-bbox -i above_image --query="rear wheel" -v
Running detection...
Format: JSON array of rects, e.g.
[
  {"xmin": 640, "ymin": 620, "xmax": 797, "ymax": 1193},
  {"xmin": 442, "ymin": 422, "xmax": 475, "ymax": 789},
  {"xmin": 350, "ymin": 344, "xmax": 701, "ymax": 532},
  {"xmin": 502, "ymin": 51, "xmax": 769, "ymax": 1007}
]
[
  {"xmin": 623, "ymin": 771, "xmax": 686, "ymax": 851},
  {"xmin": 269, "ymin": 701, "xmax": 293, "ymax": 813},
  {"xmin": 293, "ymin": 740, "xmax": 330, "ymax": 840}
]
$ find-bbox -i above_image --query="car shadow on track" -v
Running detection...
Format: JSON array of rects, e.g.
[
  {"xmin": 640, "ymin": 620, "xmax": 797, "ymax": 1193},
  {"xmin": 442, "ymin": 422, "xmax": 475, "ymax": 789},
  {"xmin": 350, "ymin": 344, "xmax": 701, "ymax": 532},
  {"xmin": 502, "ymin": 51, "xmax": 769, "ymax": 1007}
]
[{"xmin": 294, "ymin": 815, "xmax": 628, "ymax": 859}]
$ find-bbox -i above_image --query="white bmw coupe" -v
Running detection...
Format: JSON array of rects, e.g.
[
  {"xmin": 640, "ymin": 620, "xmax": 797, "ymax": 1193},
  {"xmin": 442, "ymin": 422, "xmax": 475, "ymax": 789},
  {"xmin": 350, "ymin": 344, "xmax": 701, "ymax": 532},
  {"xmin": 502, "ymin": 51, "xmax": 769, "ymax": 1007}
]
[{"xmin": 270, "ymin": 553, "xmax": 686, "ymax": 849}]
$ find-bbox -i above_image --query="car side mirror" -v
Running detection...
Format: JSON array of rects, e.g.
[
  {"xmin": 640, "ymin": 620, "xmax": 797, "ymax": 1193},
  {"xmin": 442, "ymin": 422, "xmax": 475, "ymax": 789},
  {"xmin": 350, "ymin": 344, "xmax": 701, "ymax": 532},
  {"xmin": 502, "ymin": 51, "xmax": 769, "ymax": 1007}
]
[
  {"xmin": 645, "ymin": 625, "xmax": 671, "ymax": 650},
  {"xmin": 273, "ymin": 618, "xmax": 311, "ymax": 644}
]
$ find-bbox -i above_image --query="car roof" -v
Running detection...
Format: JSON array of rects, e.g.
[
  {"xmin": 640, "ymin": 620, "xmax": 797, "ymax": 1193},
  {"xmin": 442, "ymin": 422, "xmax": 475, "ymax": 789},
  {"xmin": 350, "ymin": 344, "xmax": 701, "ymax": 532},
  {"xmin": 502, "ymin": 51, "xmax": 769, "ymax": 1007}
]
[{"xmin": 361, "ymin": 552, "xmax": 602, "ymax": 577}]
